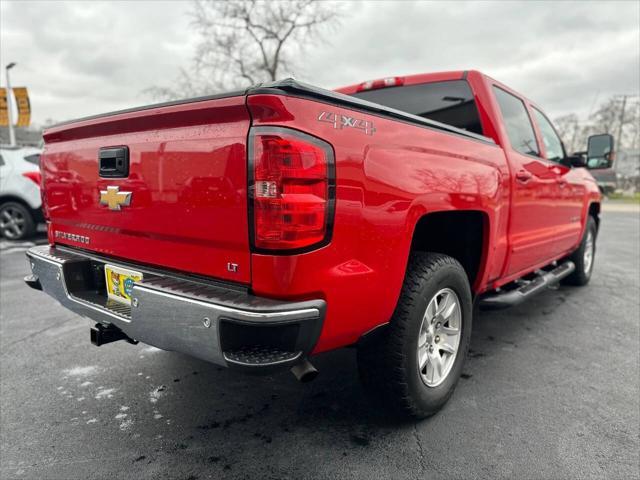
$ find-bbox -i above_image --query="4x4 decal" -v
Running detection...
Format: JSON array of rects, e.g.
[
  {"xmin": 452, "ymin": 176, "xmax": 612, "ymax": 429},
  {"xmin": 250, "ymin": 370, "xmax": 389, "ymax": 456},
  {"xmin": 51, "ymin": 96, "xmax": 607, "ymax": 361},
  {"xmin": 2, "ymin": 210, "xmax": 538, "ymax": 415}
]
[{"xmin": 318, "ymin": 111, "xmax": 376, "ymax": 136}]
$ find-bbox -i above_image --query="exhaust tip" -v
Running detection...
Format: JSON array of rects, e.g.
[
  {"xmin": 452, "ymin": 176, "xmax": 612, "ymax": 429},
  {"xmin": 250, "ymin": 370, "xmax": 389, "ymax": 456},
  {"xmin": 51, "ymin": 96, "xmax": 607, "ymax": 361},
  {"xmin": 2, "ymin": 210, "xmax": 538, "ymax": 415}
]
[{"xmin": 290, "ymin": 359, "xmax": 318, "ymax": 383}]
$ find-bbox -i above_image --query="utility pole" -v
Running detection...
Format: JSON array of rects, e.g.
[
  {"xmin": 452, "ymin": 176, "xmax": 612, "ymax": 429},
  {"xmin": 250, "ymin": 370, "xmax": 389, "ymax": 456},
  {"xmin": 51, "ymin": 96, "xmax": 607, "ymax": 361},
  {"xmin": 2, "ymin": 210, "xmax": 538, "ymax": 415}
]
[{"xmin": 5, "ymin": 62, "xmax": 17, "ymax": 146}]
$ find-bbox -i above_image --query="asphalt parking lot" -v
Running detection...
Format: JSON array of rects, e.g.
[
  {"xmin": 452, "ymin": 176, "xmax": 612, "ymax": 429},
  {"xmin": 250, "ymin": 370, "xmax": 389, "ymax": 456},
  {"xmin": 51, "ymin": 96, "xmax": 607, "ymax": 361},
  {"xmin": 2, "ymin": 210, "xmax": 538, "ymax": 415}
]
[{"xmin": 1, "ymin": 210, "xmax": 639, "ymax": 480}]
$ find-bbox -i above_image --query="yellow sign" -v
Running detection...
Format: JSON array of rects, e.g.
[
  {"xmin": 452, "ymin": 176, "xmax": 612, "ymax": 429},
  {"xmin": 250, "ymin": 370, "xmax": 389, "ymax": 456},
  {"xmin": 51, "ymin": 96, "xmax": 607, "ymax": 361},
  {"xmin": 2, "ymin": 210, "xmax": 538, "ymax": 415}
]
[
  {"xmin": 13, "ymin": 87, "xmax": 31, "ymax": 128},
  {"xmin": 0, "ymin": 88, "xmax": 7, "ymax": 127}
]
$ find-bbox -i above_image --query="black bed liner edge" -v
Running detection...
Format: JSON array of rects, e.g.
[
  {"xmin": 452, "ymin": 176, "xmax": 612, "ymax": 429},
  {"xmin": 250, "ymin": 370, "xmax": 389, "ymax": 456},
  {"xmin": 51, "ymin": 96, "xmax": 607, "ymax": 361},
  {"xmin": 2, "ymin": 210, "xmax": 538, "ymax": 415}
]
[{"xmin": 46, "ymin": 78, "xmax": 495, "ymax": 145}]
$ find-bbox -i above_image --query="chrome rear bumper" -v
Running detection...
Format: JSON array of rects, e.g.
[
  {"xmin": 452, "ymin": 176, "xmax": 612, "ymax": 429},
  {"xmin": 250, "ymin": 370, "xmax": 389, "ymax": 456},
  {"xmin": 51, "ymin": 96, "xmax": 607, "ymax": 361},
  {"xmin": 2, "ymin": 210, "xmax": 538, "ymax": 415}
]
[{"xmin": 25, "ymin": 245, "xmax": 325, "ymax": 370}]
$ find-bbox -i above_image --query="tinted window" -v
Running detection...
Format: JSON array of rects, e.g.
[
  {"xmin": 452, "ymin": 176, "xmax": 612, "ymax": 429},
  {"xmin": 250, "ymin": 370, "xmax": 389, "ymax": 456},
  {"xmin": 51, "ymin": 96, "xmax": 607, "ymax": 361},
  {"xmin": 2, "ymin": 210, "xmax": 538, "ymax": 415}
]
[
  {"xmin": 493, "ymin": 87, "xmax": 539, "ymax": 156},
  {"xmin": 24, "ymin": 154, "xmax": 41, "ymax": 166},
  {"xmin": 533, "ymin": 109, "xmax": 564, "ymax": 162},
  {"xmin": 351, "ymin": 80, "xmax": 484, "ymax": 135}
]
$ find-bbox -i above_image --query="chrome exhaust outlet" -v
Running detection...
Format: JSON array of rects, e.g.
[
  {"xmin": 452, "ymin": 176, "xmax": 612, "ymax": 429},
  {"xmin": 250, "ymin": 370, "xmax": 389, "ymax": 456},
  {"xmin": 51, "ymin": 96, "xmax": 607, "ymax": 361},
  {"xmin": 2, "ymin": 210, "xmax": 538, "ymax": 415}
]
[{"xmin": 290, "ymin": 359, "xmax": 318, "ymax": 383}]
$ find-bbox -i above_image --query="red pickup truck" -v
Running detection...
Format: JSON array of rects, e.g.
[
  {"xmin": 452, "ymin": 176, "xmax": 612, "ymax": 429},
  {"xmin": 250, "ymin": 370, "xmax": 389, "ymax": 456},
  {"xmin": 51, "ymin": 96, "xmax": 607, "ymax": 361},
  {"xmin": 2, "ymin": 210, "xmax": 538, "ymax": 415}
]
[{"xmin": 26, "ymin": 70, "xmax": 605, "ymax": 418}]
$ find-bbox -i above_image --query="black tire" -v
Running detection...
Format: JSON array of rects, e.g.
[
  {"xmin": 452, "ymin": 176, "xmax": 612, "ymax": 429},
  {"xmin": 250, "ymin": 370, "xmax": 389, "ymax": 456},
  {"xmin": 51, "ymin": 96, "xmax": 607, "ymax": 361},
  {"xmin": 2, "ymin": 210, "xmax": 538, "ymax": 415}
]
[
  {"xmin": 0, "ymin": 201, "xmax": 36, "ymax": 240},
  {"xmin": 561, "ymin": 216, "xmax": 597, "ymax": 286},
  {"xmin": 357, "ymin": 252, "xmax": 473, "ymax": 418}
]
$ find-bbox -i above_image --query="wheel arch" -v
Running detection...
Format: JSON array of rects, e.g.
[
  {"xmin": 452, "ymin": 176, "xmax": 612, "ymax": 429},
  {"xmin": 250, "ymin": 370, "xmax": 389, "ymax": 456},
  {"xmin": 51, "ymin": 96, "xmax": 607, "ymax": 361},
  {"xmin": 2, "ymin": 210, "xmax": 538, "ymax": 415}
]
[
  {"xmin": 0, "ymin": 194, "xmax": 35, "ymax": 210},
  {"xmin": 409, "ymin": 209, "xmax": 490, "ymax": 293},
  {"xmin": 588, "ymin": 202, "xmax": 601, "ymax": 232}
]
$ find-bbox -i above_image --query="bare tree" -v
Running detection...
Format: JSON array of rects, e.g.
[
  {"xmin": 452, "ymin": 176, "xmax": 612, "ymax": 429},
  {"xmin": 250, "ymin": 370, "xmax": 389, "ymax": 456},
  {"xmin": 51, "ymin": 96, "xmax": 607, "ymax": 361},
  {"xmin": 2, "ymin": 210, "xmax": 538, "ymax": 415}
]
[
  {"xmin": 555, "ymin": 96, "xmax": 640, "ymax": 153},
  {"xmin": 147, "ymin": 0, "xmax": 341, "ymax": 100},
  {"xmin": 554, "ymin": 113, "xmax": 583, "ymax": 153},
  {"xmin": 591, "ymin": 96, "xmax": 639, "ymax": 150}
]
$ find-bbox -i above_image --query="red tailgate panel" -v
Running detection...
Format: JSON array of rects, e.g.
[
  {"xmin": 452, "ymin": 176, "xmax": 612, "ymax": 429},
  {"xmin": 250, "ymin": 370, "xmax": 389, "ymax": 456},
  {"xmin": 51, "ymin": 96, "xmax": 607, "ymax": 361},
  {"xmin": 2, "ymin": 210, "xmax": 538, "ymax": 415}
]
[{"xmin": 42, "ymin": 96, "xmax": 251, "ymax": 284}]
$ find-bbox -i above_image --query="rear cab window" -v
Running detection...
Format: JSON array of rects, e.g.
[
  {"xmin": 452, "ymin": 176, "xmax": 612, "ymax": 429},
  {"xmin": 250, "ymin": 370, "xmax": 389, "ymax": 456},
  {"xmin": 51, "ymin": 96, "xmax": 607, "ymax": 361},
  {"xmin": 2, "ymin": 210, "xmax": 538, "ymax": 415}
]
[
  {"xmin": 350, "ymin": 80, "xmax": 484, "ymax": 135},
  {"xmin": 492, "ymin": 86, "xmax": 540, "ymax": 157}
]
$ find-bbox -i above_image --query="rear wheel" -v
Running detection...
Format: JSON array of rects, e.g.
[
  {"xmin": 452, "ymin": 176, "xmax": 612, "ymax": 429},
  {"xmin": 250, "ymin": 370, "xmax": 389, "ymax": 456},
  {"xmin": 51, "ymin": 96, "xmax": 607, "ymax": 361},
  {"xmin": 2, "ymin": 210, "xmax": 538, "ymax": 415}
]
[
  {"xmin": 562, "ymin": 216, "xmax": 597, "ymax": 286},
  {"xmin": 0, "ymin": 201, "xmax": 36, "ymax": 240},
  {"xmin": 357, "ymin": 252, "xmax": 472, "ymax": 418}
]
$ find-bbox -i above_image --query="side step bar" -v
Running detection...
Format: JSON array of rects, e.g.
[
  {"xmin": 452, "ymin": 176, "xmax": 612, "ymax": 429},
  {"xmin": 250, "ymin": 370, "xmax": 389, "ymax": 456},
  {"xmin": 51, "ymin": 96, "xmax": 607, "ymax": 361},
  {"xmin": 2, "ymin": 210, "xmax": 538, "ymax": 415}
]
[{"xmin": 480, "ymin": 261, "xmax": 575, "ymax": 310}]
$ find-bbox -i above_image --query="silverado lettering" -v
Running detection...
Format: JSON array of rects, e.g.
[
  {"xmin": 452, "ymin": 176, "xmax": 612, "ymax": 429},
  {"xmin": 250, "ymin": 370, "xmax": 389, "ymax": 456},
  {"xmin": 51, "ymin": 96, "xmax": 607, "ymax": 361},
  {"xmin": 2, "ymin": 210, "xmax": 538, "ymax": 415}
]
[{"xmin": 54, "ymin": 231, "xmax": 90, "ymax": 245}]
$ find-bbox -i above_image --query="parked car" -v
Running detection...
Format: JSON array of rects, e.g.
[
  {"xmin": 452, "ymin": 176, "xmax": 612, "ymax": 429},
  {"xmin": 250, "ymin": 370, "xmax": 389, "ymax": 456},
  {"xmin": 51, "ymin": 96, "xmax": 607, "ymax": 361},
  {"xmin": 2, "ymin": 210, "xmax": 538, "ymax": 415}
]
[
  {"xmin": 0, "ymin": 145, "xmax": 43, "ymax": 240},
  {"xmin": 25, "ymin": 70, "xmax": 604, "ymax": 418}
]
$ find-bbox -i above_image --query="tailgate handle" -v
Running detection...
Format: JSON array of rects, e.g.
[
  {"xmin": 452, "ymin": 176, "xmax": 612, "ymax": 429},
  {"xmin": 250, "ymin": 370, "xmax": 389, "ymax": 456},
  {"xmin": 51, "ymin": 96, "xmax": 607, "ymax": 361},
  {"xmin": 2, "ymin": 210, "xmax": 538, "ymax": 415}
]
[{"xmin": 99, "ymin": 147, "xmax": 129, "ymax": 178}]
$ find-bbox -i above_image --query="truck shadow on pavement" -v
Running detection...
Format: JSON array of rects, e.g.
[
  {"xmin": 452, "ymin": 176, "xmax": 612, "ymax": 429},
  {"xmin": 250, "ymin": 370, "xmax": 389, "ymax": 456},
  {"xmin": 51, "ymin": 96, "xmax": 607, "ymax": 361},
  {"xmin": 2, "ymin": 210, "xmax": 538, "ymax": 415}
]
[{"xmin": 131, "ymin": 287, "xmax": 572, "ymax": 476}]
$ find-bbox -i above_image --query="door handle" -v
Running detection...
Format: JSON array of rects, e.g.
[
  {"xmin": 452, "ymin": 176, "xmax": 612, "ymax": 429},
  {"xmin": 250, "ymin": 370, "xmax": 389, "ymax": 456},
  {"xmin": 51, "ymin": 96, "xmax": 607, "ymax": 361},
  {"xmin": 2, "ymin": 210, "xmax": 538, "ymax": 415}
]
[
  {"xmin": 515, "ymin": 170, "xmax": 533, "ymax": 183},
  {"xmin": 558, "ymin": 179, "xmax": 567, "ymax": 188}
]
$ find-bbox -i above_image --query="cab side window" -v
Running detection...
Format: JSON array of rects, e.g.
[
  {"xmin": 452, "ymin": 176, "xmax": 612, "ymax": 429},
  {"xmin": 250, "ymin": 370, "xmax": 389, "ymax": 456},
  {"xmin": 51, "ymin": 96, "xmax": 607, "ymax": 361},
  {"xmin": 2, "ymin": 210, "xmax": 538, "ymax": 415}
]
[
  {"xmin": 493, "ymin": 86, "xmax": 539, "ymax": 156},
  {"xmin": 533, "ymin": 108, "xmax": 564, "ymax": 163}
]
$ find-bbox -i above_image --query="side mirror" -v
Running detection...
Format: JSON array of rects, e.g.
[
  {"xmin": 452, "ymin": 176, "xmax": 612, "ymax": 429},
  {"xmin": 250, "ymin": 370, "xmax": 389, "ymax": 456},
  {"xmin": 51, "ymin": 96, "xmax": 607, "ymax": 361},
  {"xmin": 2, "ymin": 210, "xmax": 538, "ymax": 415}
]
[{"xmin": 586, "ymin": 133, "xmax": 615, "ymax": 169}]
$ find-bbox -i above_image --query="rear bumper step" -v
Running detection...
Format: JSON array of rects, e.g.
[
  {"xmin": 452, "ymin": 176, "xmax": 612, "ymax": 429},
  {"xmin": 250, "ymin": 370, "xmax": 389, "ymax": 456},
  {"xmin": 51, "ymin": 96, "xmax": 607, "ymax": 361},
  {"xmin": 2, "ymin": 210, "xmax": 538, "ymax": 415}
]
[
  {"xmin": 24, "ymin": 273, "xmax": 42, "ymax": 291},
  {"xmin": 25, "ymin": 245, "xmax": 325, "ymax": 371},
  {"xmin": 479, "ymin": 261, "xmax": 575, "ymax": 310}
]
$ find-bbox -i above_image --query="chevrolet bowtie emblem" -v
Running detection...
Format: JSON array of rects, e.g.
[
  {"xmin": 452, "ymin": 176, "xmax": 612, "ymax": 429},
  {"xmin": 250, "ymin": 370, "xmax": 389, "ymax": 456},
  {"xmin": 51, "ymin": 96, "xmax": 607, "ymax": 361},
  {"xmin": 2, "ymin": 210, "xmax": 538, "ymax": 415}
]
[{"xmin": 99, "ymin": 186, "xmax": 132, "ymax": 211}]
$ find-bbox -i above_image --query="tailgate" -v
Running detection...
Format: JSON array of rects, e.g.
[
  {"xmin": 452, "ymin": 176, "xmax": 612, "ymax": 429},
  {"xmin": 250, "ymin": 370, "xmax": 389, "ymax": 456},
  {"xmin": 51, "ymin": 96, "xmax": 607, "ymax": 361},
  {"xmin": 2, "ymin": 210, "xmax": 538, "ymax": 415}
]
[{"xmin": 41, "ymin": 94, "xmax": 252, "ymax": 284}]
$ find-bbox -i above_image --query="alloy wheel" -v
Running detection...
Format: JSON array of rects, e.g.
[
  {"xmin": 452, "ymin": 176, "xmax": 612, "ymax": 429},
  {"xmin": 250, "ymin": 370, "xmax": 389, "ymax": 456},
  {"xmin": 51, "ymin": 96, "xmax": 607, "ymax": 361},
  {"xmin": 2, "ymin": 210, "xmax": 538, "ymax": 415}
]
[
  {"xmin": 417, "ymin": 288, "xmax": 462, "ymax": 387},
  {"xmin": 583, "ymin": 230, "xmax": 594, "ymax": 274},
  {"xmin": 0, "ymin": 206, "xmax": 26, "ymax": 239}
]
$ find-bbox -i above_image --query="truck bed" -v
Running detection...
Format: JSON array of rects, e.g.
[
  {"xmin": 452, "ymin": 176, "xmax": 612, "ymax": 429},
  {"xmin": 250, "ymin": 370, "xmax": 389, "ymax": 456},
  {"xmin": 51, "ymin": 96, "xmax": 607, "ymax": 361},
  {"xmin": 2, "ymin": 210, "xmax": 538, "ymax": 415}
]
[{"xmin": 41, "ymin": 79, "xmax": 495, "ymax": 286}]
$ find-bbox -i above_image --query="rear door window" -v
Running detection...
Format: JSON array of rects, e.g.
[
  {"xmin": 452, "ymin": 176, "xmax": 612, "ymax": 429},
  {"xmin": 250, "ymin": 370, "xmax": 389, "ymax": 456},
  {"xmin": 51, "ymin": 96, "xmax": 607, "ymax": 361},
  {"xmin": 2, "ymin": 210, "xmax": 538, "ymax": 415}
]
[
  {"xmin": 351, "ymin": 80, "xmax": 484, "ymax": 135},
  {"xmin": 24, "ymin": 153, "xmax": 41, "ymax": 166},
  {"xmin": 492, "ymin": 86, "xmax": 540, "ymax": 156}
]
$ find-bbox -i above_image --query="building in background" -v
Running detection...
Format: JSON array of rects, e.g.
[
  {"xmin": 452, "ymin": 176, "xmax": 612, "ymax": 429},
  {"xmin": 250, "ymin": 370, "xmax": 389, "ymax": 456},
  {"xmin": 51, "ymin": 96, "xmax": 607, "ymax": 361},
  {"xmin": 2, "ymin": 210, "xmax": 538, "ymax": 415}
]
[
  {"xmin": 616, "ymin": 149, "xmax": 640, "ymax": 194},
  {"xmin": 0, "ymin": 127, "xmax": 42, "ymax": 147}
]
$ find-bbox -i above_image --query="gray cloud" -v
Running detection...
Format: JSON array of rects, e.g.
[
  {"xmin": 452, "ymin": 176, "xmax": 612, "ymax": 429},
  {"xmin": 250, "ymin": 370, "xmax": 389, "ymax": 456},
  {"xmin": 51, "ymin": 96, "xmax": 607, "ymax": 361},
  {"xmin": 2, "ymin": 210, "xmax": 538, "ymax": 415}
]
[{"xmin": 1, "ymin": 0, "xmax": 638, "ymax": 125}]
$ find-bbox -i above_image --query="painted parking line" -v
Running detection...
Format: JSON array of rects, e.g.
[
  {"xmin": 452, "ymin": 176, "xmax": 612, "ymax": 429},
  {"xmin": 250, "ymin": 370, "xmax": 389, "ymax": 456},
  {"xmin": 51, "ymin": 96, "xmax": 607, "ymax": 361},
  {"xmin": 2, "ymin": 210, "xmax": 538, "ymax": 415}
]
[
  {"xmin": 1, "ymin": 247, "xmax": 35, "ymax": 256},
  {"xmin": 601, "ymin": 202, "xmax": 640, "ymax": 213},
  {"xmin": 0, "ymin": 239, "xmax": 47, "ymax": 254},
  {"xmin": 0, "ymin": 240, "xmax": 34, "ymax": 249}
]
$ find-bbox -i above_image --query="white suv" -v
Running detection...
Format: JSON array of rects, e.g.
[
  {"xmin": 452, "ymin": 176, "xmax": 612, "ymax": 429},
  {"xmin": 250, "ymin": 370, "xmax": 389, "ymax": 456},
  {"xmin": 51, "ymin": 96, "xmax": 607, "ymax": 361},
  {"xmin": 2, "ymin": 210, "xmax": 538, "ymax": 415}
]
[{"xmin": 0, "ymin": 146, "xmax": 43, "ymax": 240}]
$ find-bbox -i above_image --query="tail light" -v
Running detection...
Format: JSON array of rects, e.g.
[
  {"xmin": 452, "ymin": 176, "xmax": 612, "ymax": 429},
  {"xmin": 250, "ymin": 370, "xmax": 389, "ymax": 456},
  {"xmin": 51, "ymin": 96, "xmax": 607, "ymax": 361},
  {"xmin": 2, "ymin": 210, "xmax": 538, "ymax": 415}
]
[
  {"xmin": 249, "ymin": 127, "xmax": 335, "ymax": 252},
  {"xmin": 22, "ymin": 171, "xmax": 42, "ymax": 186}
]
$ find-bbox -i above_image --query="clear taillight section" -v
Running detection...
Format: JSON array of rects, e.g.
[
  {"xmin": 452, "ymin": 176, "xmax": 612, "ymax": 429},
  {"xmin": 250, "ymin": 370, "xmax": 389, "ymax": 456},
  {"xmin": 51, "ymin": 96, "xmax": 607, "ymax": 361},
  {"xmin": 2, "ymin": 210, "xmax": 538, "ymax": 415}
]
[{"xmin": 250, "ymin": 128, "xmax": 334, "ymax": 252}]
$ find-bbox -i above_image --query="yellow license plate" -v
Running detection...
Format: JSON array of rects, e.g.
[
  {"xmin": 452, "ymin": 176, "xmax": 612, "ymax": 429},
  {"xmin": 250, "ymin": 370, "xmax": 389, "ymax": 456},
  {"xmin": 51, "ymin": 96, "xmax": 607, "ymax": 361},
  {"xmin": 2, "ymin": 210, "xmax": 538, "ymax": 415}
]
[{"xmin": 104, "ymin": 264, "xmax": 143, "ymax": 305}]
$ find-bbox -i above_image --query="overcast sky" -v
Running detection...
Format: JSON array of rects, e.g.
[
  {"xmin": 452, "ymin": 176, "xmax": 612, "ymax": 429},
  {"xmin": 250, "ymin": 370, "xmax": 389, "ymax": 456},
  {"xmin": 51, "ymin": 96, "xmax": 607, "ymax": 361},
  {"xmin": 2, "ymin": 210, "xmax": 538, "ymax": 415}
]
[{"xmin": 1, "ymin": 0, "xmax": 638, "ymax": 126}]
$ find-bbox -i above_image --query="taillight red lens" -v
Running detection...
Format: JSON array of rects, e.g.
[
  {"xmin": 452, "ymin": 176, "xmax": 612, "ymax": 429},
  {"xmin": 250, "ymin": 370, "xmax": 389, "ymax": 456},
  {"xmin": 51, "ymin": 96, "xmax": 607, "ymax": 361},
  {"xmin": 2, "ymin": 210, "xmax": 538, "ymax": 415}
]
[
  {"xmin": 22, "ymin": 171, "xmax": 41, "ymax": 186},
  {"xmin": 250, "ymin": 128, "xmax": 334, "ymax": 251}
]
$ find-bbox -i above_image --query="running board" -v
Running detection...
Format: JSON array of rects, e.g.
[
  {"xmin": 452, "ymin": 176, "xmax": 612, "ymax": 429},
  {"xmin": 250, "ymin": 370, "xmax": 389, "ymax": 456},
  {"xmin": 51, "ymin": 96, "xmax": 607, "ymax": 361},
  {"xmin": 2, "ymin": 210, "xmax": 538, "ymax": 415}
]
[{"xmin": 479, "ymin": 261, "xmax": 575, "ymax": 310}]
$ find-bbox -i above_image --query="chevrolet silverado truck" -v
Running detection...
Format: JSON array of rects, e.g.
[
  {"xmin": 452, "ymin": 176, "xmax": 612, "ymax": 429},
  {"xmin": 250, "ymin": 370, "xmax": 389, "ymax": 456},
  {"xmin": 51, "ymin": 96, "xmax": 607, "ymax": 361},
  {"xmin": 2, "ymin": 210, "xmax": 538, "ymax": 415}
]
[{"xmin": 25, "ymin": 70, "xmax": 606, "ymax": 418}]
